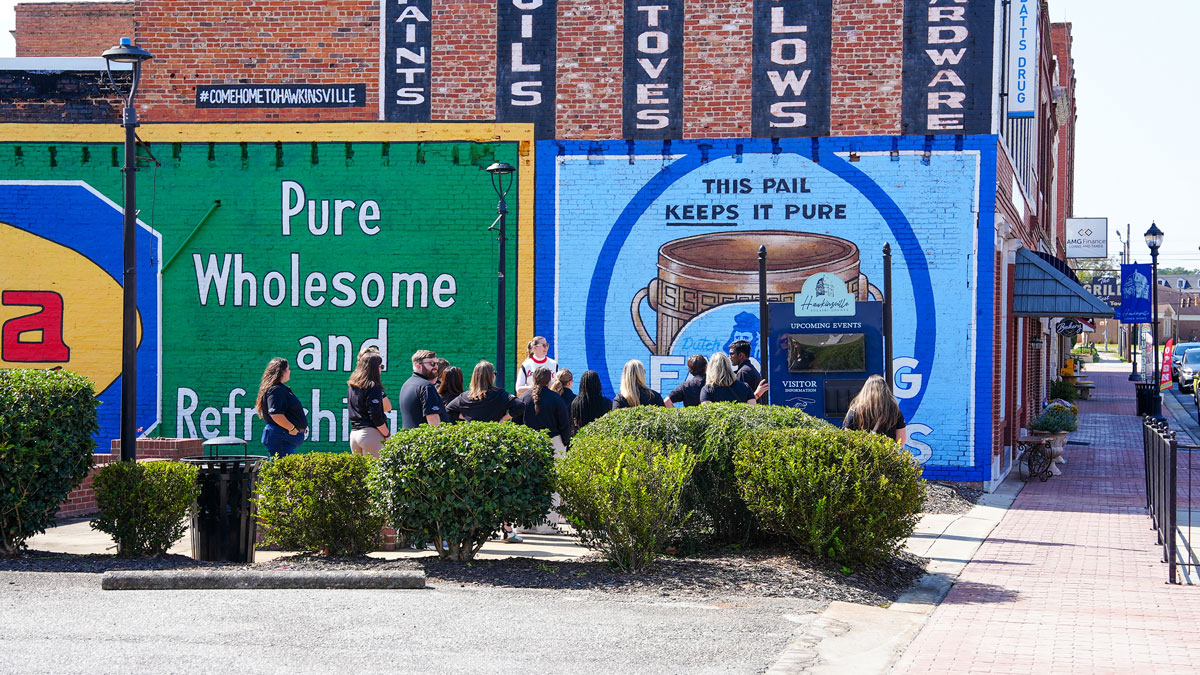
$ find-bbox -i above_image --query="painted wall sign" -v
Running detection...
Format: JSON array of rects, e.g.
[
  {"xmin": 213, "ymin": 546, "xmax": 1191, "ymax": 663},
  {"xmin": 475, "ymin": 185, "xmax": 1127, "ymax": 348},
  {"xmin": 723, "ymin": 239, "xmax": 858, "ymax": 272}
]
[
  {"xmin": 751, "ymin": 0, "xmax": 832, "ymax": 138},
  {"xmin": 196, "ymin": 84, "xmax": 366, "ymax": 109},
  {"xmin": 1064, "ymin": 217, "xmax": 1107, "ymax": 259},
  {"xmin": 1006, "ymin": 0, "xmax": 1038, "ymax": 117},
  {"xmin": 0, "ymin": 181, "xmax": 162, "ymax": 448},
  {"xmin": 901, "ymin": 0, "xmax": 996, "ymax": 134},
  {"xmin": 623, "ymin": 0, "xmax": 683, "ymax": 139},
  {"xmin": 536, "ymin": 136, "xmax": 998, "ymax": 481},
  {"xmin": 0, "ymin": 126, "xmax": 534, "ymax": 454},
  {"xmin": 1119, "ymin": 263, "xmax": 1152, "ymax": 324},
  {"xmin": 497, "ymin": 0, "xmax": 557, "ymax": 139},
  {"xmin": 1083, "ymin": 275, "xmax": 1121, "ymax": 310},
  {"xmin": 382, "ymin": 0, "xmax": 432, "ymax": 122}
]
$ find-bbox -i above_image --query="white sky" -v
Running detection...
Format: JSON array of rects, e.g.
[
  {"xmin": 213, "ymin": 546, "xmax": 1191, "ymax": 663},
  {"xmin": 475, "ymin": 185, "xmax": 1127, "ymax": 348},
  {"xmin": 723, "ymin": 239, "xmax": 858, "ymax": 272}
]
[{"xmin": 1, "ymin": 0, "xmax": 1197, "ymax": 270}]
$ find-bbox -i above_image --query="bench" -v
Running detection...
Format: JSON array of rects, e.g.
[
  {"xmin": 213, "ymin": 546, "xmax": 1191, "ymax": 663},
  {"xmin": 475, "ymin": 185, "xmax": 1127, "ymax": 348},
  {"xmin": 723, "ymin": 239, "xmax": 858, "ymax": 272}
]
[
  {"xmin": 1074, "ymin": 381, "xmax": 1096, "ymax": 400},
  {"xmin": 1017, "ymin": 435, "xmax": 1055, "ymax": 482}
]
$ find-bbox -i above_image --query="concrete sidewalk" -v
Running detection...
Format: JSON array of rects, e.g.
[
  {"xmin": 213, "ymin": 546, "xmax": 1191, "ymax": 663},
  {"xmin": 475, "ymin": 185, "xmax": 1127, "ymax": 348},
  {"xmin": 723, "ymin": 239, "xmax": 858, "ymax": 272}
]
[
  {"xmin": 892, "ymin": 362, "xmax": 1200, "ymax": 674},
  {"xmin": 26, "ymin": 518, "xmax": 592, "ymax": 562}
]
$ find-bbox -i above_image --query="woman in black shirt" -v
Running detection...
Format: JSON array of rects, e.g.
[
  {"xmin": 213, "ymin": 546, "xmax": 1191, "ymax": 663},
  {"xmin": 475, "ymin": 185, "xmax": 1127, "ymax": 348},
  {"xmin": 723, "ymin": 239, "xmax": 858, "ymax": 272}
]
[
  {"xmin": 612, "ymin": 359, "xmax": 665, "ymax": 409},
  {"xmin": 446, "ymin": 361, "xmax": 525, "ymax": 422},
  {"xmin": 842, "ymin": 374, "xmax": 907, "ymax": 443},
  {"xmin": 438, "ymin": 366, "xmax": 465, "ymax": 423},
  {"xmin": 255, "ymin": 357, "xmax": 308, "ymax": 458},
  {"xmin": 700, "ymin": 352, "xmax": 755, "ymax": 405},
  {"xmin": 551, "ymin": 369, "xmax": 576, "ymax": 410},
  {"xmin": 518, "ymin": 367, "xmax": 572, "ymax": 451},
  {"xmin": 348, "ymin": 352, "xmax": 390, "ymax": 457},
  {"xmin": 571, "ymin": 370, "xmax": 612, "ymax": 433}
]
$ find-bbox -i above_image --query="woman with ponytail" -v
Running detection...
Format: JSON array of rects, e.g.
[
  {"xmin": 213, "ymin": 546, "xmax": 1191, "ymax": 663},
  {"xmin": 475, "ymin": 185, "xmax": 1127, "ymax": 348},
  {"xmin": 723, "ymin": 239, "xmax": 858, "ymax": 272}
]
[
  {"xmin": 518, "ymin": 366, "xmax": 571, "ymax": 453},
  {"xmin": 515, "ymin": 336, "xmax": 557, "ymax": 396}
]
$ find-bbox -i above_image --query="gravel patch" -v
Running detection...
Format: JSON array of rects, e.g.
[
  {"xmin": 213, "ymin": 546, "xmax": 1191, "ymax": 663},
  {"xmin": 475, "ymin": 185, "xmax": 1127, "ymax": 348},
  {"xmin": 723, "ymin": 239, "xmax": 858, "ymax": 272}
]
[
  {"xmin": 922, "ymin": 481, "xmax": 984, "ymax": 514},
  {"xmin": 3, "ymin": 546, "xmax": 925, "ymax": 607}
]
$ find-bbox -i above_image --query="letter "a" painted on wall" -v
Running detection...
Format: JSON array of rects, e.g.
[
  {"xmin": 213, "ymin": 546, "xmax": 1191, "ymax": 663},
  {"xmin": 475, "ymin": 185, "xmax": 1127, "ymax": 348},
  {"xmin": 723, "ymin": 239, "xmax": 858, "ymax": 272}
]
[{"xmin": 1, "ymin": 290, "xmax": 70, "ymax": 362}]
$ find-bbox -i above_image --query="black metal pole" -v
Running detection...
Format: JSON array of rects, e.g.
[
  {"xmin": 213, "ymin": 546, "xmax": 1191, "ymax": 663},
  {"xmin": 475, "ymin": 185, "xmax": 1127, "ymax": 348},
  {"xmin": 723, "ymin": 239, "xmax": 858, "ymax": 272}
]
[
  {"xmin": 496, "ymin": 196, "xmax": 507, "ymax": 391},
  {"xmin": 883, "ymin": 243, "xmax": 893, "ymax": 386},
  {"xmin": 1151, "ymin": 245, "xmax": 1162, "ymax": 419},
  {"xmin": 120, "ymin": 73, "xmax": 139, "ymax": 462},
  {"xmin": 758, "ymin": 245, "xmax": 769, "ymax": 404}
]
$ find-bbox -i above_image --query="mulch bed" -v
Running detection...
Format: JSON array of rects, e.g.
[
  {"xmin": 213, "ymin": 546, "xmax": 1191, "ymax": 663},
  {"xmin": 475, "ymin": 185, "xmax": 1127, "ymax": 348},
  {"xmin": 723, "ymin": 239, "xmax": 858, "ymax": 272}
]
[
  {"xmin": 922, "ymin": 481, "xmax": 984, "ymax": 515},
  {"xmin": 3, "ymin": 546, "xmax": 927, "ymax": 606}
]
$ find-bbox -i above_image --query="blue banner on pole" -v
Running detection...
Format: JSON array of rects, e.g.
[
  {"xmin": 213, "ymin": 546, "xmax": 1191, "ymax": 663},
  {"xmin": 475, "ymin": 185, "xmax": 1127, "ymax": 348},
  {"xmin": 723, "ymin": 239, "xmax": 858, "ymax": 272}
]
[{"xmin": 1119, "ymin": 263, "xmax": 1152, "ymax": 324}]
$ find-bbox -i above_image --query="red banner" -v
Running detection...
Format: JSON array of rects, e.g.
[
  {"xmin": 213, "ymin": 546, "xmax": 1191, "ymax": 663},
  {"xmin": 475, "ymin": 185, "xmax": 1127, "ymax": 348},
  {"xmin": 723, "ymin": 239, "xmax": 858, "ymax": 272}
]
[{"xmin": 1161, "ymin": 338, "xmax": 1174, "ymax": 391}]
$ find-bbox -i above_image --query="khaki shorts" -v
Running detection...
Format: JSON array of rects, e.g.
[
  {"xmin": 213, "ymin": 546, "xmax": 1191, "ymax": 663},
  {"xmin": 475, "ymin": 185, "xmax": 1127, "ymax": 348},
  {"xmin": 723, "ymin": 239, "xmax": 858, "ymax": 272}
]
[{"xmin": 350, "ymin": 427, "xmax": 387, "ymax": 457}]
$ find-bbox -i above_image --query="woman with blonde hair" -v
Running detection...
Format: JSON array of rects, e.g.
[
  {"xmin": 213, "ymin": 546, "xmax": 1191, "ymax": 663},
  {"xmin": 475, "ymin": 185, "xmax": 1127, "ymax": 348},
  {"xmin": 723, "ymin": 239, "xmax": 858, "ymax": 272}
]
[
  {"xmin": 255, "ymin": 357, "xmax": 308, "ymax": 458},
  {"xmin": 842, "ymin": 374, "xmax": 907, "ymax": 443},
  {"xmin": 550, "ymin": 368, "xmax": 576, "ymax": 410},
  {"xmin": 700, "ymin": 352, "xmax": 755, "ymax": 404},
  {"xmin": 445, "ymin": 360, "xmax": 525, "ymax": 423},
  {"xmin": 612, "ymin": 359, "xmax": 665, "ymax": 409},
  {"xmin": 515, "ymin": 336, "xmax": 557, "ymax": 395},
  {"xmin": 347, "ymin": 352, "xmax": 390, "ymax": 457}
]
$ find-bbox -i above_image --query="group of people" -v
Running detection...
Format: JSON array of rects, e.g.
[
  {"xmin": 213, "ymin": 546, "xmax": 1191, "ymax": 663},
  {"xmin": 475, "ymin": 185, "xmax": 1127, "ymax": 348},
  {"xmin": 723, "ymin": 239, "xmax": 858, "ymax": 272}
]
[{"xmin": 252, "ymin": 334, "xmax": 906, "ymax": 475}]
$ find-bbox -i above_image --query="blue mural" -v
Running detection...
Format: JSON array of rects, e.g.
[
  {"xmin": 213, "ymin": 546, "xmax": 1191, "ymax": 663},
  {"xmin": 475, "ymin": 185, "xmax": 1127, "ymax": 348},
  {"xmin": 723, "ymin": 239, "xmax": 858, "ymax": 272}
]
[{"xmin": 536, "ymin": 136, "xmax": 997, "ymax": 480}]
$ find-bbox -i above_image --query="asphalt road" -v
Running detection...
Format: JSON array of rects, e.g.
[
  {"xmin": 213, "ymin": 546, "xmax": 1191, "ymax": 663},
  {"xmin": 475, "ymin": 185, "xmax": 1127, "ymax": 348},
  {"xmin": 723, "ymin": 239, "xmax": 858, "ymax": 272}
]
[{"xmin": 1, "ymin": 572, "xmax": 822, "ymax": 674}]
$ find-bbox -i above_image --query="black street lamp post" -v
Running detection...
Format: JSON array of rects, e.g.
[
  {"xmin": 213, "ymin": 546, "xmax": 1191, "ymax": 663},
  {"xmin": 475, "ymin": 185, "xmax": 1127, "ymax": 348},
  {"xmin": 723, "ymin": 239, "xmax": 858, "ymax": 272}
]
[
  {"xmin": 486, "ymin": 162, "xmax": 516, "ymax": 389},
  {"xmin": 102, "ymin": 37, "xmax": 153, "ymax": 462},
  {"xmin": 1144, "ymin": 222, "xmax": 1164, "ymax": 420}
]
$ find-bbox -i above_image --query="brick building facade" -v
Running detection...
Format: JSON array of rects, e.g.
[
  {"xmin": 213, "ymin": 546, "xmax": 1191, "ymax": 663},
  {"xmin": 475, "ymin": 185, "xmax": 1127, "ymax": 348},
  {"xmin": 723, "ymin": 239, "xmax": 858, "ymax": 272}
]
[{"xmin": 1, "ymin": 0, "xmax": 1104, "ymax": 488}]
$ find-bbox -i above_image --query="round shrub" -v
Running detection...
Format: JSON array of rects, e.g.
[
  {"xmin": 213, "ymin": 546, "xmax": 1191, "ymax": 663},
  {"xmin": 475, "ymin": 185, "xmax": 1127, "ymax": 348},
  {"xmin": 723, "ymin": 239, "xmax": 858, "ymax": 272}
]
[
  {"xmin": 578, "ymin": 404, "xmax": 829, "ymax": 546},
  {"xmin": 734, "ymin": 427, "xmax": 924, "ymax": 568},
  {"xmin": 556, "ymin": 435, "xmax": 698, "ymax": 572},
  {"xmin": 0, "ymin": 369, "xmax": 99, "ymax": 555},
  {"xmin": 91, "ymin": 461, "xmax": 199, "ymax": 557},
  {"xmin": 254, "ymin": 452, "xmax": 385, "ymax": 556},
  {"xmin": 368, "ymin": 422, "xmax": 553, "ymax": 561}
]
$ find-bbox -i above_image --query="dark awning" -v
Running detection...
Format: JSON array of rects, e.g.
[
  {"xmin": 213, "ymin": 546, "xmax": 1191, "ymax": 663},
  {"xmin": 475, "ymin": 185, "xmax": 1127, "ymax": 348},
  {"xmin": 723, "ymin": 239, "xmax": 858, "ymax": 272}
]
[{"xmin": 1014, "ymin": 248, "xmax": 1115, "ymax": 318}]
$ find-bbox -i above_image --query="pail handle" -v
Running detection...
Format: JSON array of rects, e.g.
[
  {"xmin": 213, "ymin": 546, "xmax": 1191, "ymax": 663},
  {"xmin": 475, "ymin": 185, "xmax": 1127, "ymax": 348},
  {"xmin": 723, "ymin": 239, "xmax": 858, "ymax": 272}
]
[{"xmin": 631, "ymin": 284, "xmax": 658, "ymax": 353}]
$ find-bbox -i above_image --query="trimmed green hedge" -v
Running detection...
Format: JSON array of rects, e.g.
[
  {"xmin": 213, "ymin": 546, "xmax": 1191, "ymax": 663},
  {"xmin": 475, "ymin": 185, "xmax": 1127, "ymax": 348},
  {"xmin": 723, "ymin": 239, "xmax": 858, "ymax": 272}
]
[
  {"xmin": 254, "ymin": 453, "xmax": 385, "ymax": 556},
  {"xmin": 556, "ymin": 435, "xmax": 698, "ymax": 572},
  {"xmin": 369, "ymin": 422, "xmax": 554, "ymax": 561},
  {"xmin": 91, "ymin": 461, "xmax": 199, "ymax": 557},
  {"xmin": 0, "ymin": 369, "xmax": 99, "ymax": 555},
  {"xmin": 734, "ymin": 427, "xmax": 925, "ymax": 567},
  {"xmin": 575, "ymin": 403, "xmax": 829, "ymax": 545}
]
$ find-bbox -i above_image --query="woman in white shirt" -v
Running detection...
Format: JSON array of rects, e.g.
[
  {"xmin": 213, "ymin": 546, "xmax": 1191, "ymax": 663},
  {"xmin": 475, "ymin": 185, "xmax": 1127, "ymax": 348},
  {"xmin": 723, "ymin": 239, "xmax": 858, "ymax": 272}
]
[{"xmin": 515, "ymin": 335, "xmax": 557, "ymax": 395}]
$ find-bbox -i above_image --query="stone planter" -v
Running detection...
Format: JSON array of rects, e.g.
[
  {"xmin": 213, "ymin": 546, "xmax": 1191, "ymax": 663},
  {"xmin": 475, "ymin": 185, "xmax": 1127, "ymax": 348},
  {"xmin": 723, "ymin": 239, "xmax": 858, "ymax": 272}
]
[{"xmin": 1028, "ymin": 430, "xmax": 1070, "ymax": 475}]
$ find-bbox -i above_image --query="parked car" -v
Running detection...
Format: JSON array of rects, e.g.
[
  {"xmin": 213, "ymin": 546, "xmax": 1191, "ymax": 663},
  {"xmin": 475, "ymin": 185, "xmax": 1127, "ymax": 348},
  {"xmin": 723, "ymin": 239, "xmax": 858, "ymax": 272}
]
[
  {"xmin": 1171, "ymin": 342, "xmax": 1200, "ymax": 381},
  {"xmin": 1182, "ymin": 348, "xmax": 1200, "ymax": 394}
]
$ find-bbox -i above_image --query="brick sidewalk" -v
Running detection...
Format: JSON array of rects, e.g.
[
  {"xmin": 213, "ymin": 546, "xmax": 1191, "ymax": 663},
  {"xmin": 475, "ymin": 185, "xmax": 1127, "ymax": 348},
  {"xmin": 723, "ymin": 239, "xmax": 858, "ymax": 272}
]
[{"xmin": 893, "ymin": 363, "xmax": 1200, "ymax": 675}]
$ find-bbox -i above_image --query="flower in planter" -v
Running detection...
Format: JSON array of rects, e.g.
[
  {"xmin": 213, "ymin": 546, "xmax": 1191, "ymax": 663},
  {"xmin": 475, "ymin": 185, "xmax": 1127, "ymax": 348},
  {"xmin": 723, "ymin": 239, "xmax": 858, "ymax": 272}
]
[{"xmin": 1030, "ymin": 406, "xmax": 1078, "ymax": 434}]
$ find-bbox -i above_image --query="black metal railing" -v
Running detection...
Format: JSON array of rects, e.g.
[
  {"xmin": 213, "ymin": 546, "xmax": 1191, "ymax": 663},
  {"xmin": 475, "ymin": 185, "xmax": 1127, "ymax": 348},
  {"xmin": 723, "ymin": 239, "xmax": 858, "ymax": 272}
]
[{"xmin": 1143, "ymin": 417, "xmax": 1199, "ymax": 584}]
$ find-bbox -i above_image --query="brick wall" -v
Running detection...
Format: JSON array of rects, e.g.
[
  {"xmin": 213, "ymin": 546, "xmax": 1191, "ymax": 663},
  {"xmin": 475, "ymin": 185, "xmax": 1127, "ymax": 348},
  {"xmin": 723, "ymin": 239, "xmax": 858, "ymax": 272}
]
[
  {"xmin": 0, "ymin": 70, "xmax": 129, "ymax": 122},
  {"xmin": 682, "ymin": 0, "xmax": 752, "ymax": 138},
  {"xmin": 134, "ymin": 0, "xmax": 380, "ymax": 122},
  {"xmin": 13, "ymin": 2, "xmax": 133, "ymax": 57},
  {"xmin": 1051, "ymin": 22, "xmax": 1076, "ymax": 250},
  {"xmin": 431, "ymin": 0, "xmax": 495, "ymax": 120},
  {"xmin": 829, "ymin": 0, "xmax": 902, "ymax": 135},
  {"xmin": 556, "ymin": 0, "xmax": 623, "ymax": 139}
]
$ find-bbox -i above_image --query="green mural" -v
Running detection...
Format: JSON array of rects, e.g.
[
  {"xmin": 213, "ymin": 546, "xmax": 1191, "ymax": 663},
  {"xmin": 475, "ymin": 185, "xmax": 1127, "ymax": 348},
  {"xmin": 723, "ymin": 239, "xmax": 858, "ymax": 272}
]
[{"xmin": 2, "ymin": 137, "xmax": 520, "ymax": 452}]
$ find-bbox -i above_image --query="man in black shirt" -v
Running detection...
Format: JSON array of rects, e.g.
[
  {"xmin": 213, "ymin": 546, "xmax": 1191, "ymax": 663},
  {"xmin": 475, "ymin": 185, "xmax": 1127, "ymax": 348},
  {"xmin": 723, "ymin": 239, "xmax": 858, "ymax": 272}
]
[
  {"xmin": 399, "ymin": 349, "xmax": 444, "ymax": 429},
  {"xmin": 729, "ymin": 339, "xmax": 761, "ymax": 402},
  {"xmin": 664, "ymin": 354, "xmax": 707, "ymax": 407}
]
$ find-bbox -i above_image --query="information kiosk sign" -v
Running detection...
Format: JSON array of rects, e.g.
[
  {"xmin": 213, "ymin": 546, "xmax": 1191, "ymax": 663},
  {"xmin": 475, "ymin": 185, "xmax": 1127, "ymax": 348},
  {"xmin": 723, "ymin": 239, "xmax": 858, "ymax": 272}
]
[{"xmin": 767, "ymin": 292, "xmax": 884, "ymax": 425}]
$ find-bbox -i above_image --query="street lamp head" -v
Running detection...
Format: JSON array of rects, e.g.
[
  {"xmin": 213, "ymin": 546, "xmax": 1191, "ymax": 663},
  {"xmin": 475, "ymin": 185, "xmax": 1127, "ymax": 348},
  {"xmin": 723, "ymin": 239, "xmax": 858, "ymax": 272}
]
[
  {"xmin": 102, "ymin": 37, "xmax": 153, "ymax": 65},
  {"xmin": 486, "ymin": 162, "xmax": 516, "ymax": 200},
  {"xmin": 1144, "ymin": 222, "xmax": 1164, "ymax": 252}
]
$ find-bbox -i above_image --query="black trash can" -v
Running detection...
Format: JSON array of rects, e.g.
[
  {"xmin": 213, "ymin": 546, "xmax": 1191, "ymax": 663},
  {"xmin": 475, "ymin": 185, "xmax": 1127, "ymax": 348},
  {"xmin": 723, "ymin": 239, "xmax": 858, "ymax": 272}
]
[
  {"xmin": 183, "ymin": 454, "xmax": 263, "ymax": 562},
  {"xmin": 1134, "ymin": 382, "xmax": 1157, "ymax": 417}
]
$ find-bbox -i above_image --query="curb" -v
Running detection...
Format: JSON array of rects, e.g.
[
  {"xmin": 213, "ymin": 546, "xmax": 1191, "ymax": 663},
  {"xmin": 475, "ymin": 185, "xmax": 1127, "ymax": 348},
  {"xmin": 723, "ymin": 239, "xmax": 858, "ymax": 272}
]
[{"xmin": 101, "ymin": 570, "xmax": 426, "ymax": 591}]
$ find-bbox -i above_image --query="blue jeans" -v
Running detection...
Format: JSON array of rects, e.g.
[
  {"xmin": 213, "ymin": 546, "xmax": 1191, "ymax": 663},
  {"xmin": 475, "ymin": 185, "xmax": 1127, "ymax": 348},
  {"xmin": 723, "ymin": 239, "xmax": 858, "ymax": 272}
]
[{"xmin": 261, "ymin": 424, "xmax": 303, "ymax": 458}]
